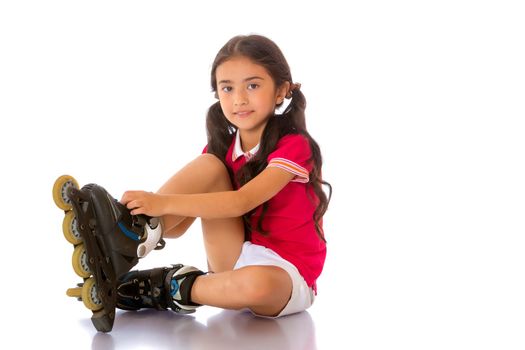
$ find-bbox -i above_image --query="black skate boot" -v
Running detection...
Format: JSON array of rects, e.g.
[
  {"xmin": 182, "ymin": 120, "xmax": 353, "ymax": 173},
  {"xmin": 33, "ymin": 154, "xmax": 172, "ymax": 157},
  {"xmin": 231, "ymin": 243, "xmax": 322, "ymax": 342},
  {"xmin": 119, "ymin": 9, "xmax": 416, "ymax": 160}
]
[
  {"xmin": 117, "ymin": 264, "xmax": 205, "ymax": 314},
  {"xmin": 65, "ymin": 182, "xmax": 165, "ymax": 332}
]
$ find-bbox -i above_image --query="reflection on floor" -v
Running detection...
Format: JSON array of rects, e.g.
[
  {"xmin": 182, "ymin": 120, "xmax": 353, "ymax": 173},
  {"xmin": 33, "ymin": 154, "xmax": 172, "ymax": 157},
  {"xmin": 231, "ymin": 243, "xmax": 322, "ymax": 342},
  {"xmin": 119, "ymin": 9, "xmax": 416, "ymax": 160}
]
[{"xmin": 90, "ymin": 308, "xmax": 317, "ymax": 350}]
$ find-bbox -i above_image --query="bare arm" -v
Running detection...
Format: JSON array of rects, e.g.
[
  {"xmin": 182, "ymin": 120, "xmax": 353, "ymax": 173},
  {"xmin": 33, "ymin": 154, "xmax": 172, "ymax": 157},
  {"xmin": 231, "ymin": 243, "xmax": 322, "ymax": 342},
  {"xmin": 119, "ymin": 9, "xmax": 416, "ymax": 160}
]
[{"xmin": 121, "ymin": 167, "xmax": 295, "ymax": 219}]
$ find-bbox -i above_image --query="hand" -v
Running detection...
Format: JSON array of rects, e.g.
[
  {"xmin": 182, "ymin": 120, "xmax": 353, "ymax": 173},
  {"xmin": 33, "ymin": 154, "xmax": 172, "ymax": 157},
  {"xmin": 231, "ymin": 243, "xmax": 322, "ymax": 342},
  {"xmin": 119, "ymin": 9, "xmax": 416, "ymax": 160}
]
[{"xmin": 120, "ymin": 191, "xmax": 167, "ymax": 217}]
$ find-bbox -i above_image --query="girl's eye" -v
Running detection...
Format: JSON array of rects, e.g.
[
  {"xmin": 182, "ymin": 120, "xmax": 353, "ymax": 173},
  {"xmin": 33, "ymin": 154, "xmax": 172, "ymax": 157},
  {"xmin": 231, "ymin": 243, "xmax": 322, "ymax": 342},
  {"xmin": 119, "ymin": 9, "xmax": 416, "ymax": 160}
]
[
  {"xmin": 221, "ymin": 86, "xmax": 232, "ymax": 93},
  {"xmin": 247, "ymin": 83, "xmax": 259, "ymax": 90}
]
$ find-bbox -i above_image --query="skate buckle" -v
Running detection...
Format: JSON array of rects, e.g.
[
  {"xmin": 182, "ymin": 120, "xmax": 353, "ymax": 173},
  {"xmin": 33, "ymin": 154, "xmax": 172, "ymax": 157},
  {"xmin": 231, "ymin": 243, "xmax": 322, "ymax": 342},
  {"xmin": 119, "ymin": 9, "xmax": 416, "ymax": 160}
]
[{"xmin": 137, "ymin": 220, "xmax": 163, "ymax": 258}]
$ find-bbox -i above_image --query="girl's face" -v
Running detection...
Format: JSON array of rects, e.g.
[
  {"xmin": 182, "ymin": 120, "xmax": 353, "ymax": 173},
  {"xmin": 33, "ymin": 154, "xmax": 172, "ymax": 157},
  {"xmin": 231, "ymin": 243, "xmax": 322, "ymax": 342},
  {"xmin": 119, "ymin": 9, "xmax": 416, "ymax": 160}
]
[{"xmin": 216, "ymin": 56, "xmax": 288, "ymax": 145}]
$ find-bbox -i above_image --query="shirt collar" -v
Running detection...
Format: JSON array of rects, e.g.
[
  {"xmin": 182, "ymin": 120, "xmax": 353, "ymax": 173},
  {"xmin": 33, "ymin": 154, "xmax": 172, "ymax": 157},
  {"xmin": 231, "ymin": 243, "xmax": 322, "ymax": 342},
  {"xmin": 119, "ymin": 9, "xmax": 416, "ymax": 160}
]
[{"xmin": 232, "ymin": 130, "xmax": 260, "ymax": 162}]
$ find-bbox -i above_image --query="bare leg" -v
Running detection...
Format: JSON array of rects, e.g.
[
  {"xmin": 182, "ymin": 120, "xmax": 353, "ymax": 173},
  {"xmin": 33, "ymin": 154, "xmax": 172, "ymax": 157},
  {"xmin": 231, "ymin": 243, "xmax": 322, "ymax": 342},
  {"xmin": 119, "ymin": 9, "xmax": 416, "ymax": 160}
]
[
  {"xmin": 157, "ymin": 154, "xmax": 244, "ymax": 272},
  {"xmin": 191, "ymin": 266, "xmax": 293, "ymax": 317},
  {"xmin": 157, "ymin": 154, "xmax": 228, "ymax": 236}
]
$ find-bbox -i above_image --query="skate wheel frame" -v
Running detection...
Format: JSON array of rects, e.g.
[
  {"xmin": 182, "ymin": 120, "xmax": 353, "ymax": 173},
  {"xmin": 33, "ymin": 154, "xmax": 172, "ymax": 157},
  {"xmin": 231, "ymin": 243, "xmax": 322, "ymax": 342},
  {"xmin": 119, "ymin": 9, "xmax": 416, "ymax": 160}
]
[
  {"xmin": 55, "ymin": 175, "xmax": 101, "ymax": 313},
  {"xmin": 52, "ymin": 175, "xmax": 79, "ymax": 211}
]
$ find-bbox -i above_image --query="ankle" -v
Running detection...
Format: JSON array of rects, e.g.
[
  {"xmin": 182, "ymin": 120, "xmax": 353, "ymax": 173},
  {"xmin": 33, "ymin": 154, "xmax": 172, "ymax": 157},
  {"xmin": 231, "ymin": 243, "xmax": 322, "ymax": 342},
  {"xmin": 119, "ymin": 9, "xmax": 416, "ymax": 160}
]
[{"xmin": 166, "ymin": 265, "xmax": 205, "ymax": 313}]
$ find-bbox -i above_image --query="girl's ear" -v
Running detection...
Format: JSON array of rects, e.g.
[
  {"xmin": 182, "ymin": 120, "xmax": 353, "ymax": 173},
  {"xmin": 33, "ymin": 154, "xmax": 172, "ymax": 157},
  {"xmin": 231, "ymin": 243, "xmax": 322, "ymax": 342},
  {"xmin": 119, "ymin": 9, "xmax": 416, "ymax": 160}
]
[{"xmin": 276, "ymin": 81, "xmax": 290, "ymax": 105}]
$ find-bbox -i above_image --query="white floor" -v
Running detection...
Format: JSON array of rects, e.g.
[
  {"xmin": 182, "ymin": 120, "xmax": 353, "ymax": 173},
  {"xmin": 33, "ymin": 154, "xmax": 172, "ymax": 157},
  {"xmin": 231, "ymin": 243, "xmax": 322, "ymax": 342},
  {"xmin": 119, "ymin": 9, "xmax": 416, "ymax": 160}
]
[{"xmin": 58, "ymin": 306, "xmax": 319, "ymax": 350}]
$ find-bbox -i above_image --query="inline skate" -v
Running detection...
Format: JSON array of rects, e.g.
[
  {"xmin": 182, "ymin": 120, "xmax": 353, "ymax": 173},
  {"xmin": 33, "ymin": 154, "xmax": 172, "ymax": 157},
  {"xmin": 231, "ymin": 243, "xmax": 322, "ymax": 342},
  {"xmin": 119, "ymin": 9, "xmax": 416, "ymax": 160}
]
[{"xmin": 52, "ymin": 175, "xmax": 165, "ymax": 332}]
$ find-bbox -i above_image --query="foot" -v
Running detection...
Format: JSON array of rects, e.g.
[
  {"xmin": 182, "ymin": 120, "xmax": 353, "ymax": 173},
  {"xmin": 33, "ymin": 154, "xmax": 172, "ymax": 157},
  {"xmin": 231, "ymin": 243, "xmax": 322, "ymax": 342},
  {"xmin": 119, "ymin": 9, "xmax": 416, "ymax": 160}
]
[{"xmin": 117, "ymin": 264, "xmax": 205, "ymax": 314}]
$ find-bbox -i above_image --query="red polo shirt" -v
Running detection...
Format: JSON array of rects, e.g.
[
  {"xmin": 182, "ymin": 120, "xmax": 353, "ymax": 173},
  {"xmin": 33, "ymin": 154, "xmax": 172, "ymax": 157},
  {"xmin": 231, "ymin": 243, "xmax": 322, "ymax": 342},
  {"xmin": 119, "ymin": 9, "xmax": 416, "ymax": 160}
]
[{"xmin": 204, "ymin": 132, "xmax": 326, "ymax": 290}]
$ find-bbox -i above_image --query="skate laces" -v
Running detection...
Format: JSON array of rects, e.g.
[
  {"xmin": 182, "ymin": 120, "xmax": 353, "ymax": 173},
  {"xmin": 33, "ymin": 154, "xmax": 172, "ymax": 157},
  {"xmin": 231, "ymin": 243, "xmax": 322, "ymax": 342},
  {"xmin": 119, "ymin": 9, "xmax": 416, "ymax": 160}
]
[{"xmin": 117, "ymin": 268, "xmax": 173, "ymax": 311}]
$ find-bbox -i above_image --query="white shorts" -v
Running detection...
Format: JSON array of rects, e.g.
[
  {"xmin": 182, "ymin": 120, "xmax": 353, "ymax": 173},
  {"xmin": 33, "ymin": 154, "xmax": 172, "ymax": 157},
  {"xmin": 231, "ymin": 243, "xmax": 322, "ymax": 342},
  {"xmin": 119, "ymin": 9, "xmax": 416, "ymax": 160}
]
[{"xmin": 233, "ymin": 241, "xmax": 315, "ymax": 318}]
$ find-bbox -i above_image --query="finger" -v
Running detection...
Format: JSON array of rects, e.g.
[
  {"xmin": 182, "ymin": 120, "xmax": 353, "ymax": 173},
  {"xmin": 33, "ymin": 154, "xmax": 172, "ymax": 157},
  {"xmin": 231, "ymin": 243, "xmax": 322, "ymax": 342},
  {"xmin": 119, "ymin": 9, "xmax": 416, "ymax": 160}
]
[
  {"xmin": 128, "ymin": 201, "xmax": 144, "ymax": 215},
  {"xmin": 126, "ymin": 200, "xmax": 140, "ymax": 210},
  {"xmin": 121, "ymin": 190, "xmax": 142, "ymax": 204},
  {"xmin": 120, "ymin": 191, "xmax": 133, "ymax": 204}
]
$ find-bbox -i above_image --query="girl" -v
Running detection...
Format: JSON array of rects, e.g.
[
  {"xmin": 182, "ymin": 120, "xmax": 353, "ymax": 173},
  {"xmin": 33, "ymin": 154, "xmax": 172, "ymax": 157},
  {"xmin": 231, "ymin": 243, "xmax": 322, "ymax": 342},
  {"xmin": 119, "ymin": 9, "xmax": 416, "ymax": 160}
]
[{"xmin": 119, "ymin": 34, "xmax": 331, "ymax": 318}]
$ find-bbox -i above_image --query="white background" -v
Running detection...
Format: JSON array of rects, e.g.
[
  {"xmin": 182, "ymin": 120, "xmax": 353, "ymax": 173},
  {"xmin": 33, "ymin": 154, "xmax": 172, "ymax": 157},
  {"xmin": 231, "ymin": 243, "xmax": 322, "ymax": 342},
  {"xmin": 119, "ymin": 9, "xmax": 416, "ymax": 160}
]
[{"xmin": 1, "ymin": 1, "xmax": 524, "ymax": 349}]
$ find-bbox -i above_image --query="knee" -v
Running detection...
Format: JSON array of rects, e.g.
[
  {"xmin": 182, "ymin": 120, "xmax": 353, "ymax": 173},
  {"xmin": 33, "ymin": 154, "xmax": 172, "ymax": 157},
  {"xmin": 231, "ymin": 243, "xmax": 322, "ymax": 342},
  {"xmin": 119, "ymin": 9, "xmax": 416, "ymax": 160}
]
[
  {"xmin": 237, "ymin": 266, "xmax": 291, "ymax": 306},
  {"xmin": 197, "ymin": 154, "xmax": 233, "ymax": 191}
]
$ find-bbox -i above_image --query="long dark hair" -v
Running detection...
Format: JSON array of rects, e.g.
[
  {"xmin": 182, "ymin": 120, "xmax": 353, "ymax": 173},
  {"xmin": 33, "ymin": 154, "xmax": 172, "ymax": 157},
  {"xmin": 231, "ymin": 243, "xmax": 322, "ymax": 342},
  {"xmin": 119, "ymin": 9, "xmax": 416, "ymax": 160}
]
[{"xmin": 205, "ymin": 35, "xmax": 331, "ymax": 242}]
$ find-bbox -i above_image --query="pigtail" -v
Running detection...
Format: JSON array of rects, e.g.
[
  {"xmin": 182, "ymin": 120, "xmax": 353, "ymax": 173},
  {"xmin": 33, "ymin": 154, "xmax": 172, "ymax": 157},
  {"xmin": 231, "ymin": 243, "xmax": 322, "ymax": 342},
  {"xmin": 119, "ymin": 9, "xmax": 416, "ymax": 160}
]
[
  {"xmin": 282, "ymin": 88, "xmax": 307, "ymax": 132},
  {"xmin": 205, "ymin": 101, "xmax": 235, "ymax": 161},
  {"xmin": 285, "ymin": 89, "xmax": 332, "ymax": 242}
]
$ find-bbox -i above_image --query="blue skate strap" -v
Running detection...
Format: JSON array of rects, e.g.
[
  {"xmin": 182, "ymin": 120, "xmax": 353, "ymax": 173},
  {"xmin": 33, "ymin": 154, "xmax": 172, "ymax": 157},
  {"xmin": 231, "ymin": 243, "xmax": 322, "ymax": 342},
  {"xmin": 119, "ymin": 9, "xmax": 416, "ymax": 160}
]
[
  {"xmin": 170, "ymin": 279, "xmax": 180, "ymax": 296},
  {"xmin": 117, "ymin": 222, "xmax": 140, "ymax": 241}
]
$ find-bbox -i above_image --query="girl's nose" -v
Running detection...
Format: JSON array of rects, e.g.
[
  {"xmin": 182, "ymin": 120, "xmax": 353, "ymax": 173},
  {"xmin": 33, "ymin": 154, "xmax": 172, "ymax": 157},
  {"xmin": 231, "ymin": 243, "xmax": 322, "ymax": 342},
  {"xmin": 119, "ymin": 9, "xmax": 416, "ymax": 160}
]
[{"xmin": 234, "ymin": 90, "xmax": 248, "ymax": 106}]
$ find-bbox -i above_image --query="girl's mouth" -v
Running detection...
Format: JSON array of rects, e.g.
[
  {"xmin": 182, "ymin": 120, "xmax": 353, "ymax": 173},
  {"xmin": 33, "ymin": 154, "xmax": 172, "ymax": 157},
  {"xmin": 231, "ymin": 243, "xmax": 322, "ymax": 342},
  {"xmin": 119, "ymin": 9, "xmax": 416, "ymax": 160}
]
[{"xmin": 235, "ymin": 111, "xmax": 253, "ymax": 118}]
